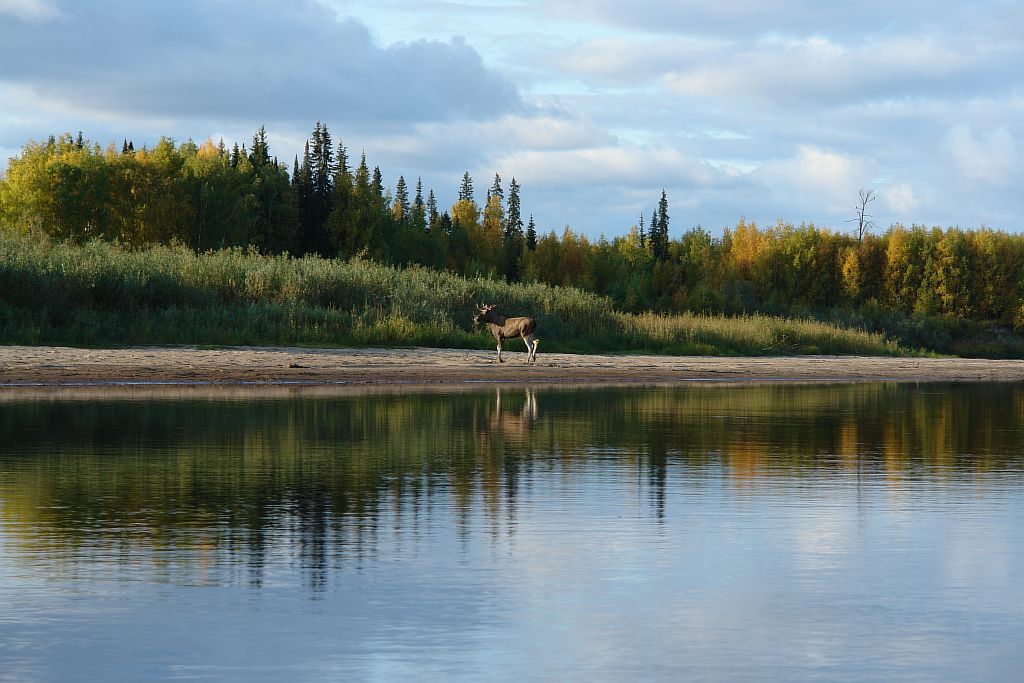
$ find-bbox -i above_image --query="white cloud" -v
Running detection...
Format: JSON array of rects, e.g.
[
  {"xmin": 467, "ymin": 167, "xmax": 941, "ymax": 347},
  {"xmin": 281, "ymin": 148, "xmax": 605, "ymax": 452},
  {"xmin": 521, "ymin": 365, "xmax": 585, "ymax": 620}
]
[
  {"xmin": 665, "ymin": 35, "xmax": 987, "ymax": 105},
  {"xmin": 544, "ymin": 0, "xmax": 992, "ymax": 40},
  {"xmin": 946, "ymin": 124, "xmax": 1017, "ymax": 186},
  {"xmin": 0, "ymin": 0, "xmax": 61, "ymax": 23},
  {"xmin": 755, "ymin": 146, "xmax": 874, "ymax": 214},
  {"xmin": 492, "ymin": 145, "xmax": 718, "ymax": 190},
  {"xmin": 881, "ymin": 183, "xmax": 920, "ymax": 215},
  {"xmin": 551, "ymin": 35, "xmax": 724, "ymax": 86}
]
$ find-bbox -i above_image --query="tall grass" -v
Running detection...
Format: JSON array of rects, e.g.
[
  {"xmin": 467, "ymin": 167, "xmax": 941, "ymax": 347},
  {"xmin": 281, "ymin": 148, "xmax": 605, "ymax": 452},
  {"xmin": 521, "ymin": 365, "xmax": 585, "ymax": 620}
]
[{"xmin": 0, "ymin": 233, "xmax": 906, "ymax": 355}]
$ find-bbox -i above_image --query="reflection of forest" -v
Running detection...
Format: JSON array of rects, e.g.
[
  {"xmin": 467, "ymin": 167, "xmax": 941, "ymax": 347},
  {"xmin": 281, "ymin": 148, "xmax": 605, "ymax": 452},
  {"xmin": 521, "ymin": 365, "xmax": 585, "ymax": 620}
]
[{"xmin": 2, "ymin": 383, "xmax": 1022, "ymax": 582}]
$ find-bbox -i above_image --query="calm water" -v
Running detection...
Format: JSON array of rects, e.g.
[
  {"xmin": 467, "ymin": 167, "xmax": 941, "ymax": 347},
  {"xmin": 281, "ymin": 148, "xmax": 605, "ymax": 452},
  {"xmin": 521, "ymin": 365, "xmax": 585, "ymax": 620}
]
[{"xmin": 1, "ymin": 383, "xmax": 1024, "ymax": 682}]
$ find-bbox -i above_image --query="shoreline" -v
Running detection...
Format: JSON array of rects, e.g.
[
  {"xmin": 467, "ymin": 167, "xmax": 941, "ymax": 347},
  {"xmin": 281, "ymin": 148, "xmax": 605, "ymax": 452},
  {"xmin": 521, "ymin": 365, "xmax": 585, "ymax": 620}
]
[{"xmin": 3, "ymin": 345, "xmax": 1024, "ymax": 390}]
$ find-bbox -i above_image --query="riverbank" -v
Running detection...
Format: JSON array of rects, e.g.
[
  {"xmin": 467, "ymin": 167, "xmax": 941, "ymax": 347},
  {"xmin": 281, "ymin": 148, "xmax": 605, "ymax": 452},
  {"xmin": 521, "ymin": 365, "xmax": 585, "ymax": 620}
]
[{"xmin": 2, "ymin": 345, "xmax": 1023, "ymax": 387}]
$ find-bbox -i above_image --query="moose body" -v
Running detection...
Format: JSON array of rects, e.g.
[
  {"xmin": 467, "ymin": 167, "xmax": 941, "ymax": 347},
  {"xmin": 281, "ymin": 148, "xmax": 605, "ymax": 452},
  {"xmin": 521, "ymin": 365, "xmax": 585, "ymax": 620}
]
[{"xmin": 473, "ymin": 304, "xmax": 539, "ymax": 363}]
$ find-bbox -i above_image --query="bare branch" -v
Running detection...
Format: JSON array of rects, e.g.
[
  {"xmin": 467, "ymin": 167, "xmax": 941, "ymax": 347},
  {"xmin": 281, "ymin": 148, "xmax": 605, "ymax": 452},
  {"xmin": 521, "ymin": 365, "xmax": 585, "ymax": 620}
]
[{"xmin": 845, "ymin": 188, "xmax": 877, "ymax": 243}]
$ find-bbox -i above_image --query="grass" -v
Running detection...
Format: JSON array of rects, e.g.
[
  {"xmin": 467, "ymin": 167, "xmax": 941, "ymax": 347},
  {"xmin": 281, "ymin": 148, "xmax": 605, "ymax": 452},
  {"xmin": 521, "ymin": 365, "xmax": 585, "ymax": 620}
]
[{"xmin": 0, "ymin": 233, "xmax": 908, "ymax": 356}]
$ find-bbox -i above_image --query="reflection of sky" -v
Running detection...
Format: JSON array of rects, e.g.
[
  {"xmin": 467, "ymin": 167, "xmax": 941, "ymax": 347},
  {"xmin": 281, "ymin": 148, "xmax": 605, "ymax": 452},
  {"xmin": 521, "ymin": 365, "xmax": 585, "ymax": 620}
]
[
  {"xmin": 5, "ymin": 465, "xmax": 1024, "ymax": 681},
  {"xmin": 2, "ymin": 386, "xmax": 1024, "ymax": 681}
]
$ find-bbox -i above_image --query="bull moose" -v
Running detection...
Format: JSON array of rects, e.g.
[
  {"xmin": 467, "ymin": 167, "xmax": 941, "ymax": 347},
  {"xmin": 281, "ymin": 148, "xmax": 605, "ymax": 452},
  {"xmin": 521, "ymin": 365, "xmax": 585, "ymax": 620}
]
[{"xmin": 473, "ymin": 304, "xmax": 539, "ymax": 364}]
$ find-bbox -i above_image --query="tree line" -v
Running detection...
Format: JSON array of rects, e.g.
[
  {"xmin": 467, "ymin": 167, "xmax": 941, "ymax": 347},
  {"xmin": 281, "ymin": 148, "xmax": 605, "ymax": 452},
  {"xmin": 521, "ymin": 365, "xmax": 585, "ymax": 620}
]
[{"xmin": 2, "ymin": 124, "xmax": 1023, "ymax": 334}]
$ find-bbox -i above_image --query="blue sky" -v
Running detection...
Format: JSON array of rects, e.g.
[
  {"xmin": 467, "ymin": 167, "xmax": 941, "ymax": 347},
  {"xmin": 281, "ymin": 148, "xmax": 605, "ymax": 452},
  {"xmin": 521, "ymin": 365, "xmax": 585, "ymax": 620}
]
[{"xmin": 1, "ymin": 0, "xmax": 1022, "ymax": 237}]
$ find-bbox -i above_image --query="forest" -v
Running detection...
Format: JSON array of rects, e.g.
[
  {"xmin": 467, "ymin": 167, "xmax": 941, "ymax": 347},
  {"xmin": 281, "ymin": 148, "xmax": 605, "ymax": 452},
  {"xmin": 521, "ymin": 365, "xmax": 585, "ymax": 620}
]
[{"xmin": 1, "ymin": 124, "xmax": 1023, "ymax": 356}]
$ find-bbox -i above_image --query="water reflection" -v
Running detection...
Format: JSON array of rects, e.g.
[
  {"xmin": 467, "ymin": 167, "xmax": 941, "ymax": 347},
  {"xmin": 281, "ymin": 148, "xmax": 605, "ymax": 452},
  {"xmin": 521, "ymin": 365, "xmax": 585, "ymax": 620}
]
[
  {"xmin": 2, "ymin": 382, "xmax": 1024, "ymax": 680},
  {"xmin": 1, "ymin": 383, "xmax": 1021, "ymax": 586}
]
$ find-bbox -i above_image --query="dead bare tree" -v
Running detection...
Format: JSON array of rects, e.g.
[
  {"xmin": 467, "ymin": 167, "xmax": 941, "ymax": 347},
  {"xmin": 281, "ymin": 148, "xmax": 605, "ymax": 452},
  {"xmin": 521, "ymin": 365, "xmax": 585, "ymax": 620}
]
[{"xmin": 848, "ymin": 189, "xmax": 877, "ymax": 243}]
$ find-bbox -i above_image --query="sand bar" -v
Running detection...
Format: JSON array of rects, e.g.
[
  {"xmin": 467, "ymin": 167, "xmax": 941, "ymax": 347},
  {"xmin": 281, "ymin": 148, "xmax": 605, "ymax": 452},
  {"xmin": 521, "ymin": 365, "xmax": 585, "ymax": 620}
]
[{"xmin": 2, "ymin": 345, "xmax": 1024, "ymax": 389}]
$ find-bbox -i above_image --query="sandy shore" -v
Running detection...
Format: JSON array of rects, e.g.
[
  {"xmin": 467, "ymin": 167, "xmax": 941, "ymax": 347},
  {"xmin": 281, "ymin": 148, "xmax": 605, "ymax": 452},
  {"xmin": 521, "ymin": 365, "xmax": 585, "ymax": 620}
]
[{"xmin": 2, "ymin": 345, "xmax": 1024, "ymax": 388}]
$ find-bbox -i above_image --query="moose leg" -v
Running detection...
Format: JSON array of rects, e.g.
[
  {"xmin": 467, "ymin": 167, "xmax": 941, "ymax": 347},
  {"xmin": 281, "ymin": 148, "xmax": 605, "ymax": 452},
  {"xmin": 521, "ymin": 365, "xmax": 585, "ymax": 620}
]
[
  {"xmin": 523, "ymin": 334, "xmax": 538, "ymax": 363},
  {"xmin": 496, "ymin": 336, "xmax": 504, "ymax": 363},
  {"xmin": 523, "ymin": 334, "xmax": 539, "ymax": 363}
]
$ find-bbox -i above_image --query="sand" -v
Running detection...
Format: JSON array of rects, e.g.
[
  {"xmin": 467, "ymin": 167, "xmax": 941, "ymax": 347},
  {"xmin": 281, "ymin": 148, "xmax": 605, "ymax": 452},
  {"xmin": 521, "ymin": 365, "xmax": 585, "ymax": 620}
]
[{"xmin": 2, "ymin": 344, "xmax": 1024, "ymax": 389}]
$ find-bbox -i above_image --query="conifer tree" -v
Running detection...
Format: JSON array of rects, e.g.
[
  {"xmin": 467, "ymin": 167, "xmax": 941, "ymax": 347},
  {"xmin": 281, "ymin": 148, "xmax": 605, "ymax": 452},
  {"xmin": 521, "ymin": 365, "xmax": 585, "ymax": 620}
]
[
  {"xmin": 250, "ymin": 125, "xmax": 271, "ymax": 170},
  {"xmin": 295, "ymin": 140, "xmax": 315, "ymax": 253},
  {"xmin": 427, "ymin": 189, "xmax": 439, "ymax": 234},
  {"xmin": 488, "ymin": 173, "xmax": 503, "ymax": 203},
  {"xmin": 300, "ymin": 123, "xmax": 336, "ymax": 255},
  {"xmin": 526, "ymin": 214, "xmax": 537, "ymax": 251},
  {"xmin": 323, "ymin": 145, "xmax": 360, "ymax": 258},
  {"xmin": 649, "ymin": 211, "xmax": 659, "ymax": 252},
  {"xmin": 393, "ymin": 175, "xmax": 410, "ymax": 225},
  {"xmin": 310, "ymin": 122, "xmax": 334, "ymax": 200},
  {"xmin": 503, "ymin": 177, "xmax": 524, "ymax": 279},
  {"xmin": 335, "ymin": 140, "xmax": 349, "ymax": 180},
  {"xmin": 239, "ymin": 126, "xmax": 298, "ymax": 254},
  {"xmin": 412, "ymin": 177, "xmax": 426, "ymax": 233},
  {"xmin": 658, "ymin": 189, "xmax": 669, "ymax": 243},
  {"xmin": 650, "ymin": 195, "xmax": 669, "ymax": 262},
  {"xmin": 458, "ymin": 171, "xmax": 474, "ymax": 202},
  {"xmin": 355, "ymin": 152, "xmax": 370, "ymax": 194},
  {"xmin": 372, "ymin": 166, "xmax": 383, "ymax": 198}
]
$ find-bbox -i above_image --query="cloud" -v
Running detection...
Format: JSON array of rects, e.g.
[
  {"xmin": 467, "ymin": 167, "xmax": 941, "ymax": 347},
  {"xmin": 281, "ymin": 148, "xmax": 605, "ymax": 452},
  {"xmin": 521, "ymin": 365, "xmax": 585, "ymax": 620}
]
[
  {"xmin": 664, "ymin": 35, "xmax": 994, "ymax": 106},
  {"xmin": 545, "ymin": 0, "xmax": 983, "ymax": 38},
  {"xmin": 492, "ymin": 145, "xmax": 718, "ymax": 191},
  {"xmin": 0, "ymin": 0, "xmax": 61, "ymax": 23},
  {"xmin": 945, "ymin": 125, "xmax": 1018, "ymax": 186},
  {"xmin": 549, "ymin": 36, "xmax": 723, "ymax": 86},
  {"xmin": 0, "ymin": 0, "xmax": 521, "ymax": 125},
  {"xmin": 881, "ymin": 183, "xmax": 920, "ymax": 215},
  {"xmin": 755, "ymin": 146, "xmax": 874, "ymax": 213}
]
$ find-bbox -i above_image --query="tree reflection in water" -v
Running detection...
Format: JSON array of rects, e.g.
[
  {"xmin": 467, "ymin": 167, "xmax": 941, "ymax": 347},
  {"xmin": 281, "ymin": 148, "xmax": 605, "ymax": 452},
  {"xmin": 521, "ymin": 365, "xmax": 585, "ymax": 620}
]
[{"xmin": 1, "ymin": 382, "xmax": 1023, "ymax": 591}]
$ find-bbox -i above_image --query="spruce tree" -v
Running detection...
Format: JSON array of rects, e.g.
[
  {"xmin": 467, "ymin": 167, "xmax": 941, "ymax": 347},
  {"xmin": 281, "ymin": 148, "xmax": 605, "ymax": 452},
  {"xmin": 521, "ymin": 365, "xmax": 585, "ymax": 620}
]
[
  {"xmin": 458, "ymin": 171, "xmax": 474, "ymax": 202},
  {"xmin": 325, "ymin": 139, "xmax": 356, "ymax": 259},
  {"xmin": 355, "ymin": 152, "xmax": 370, "ymax": 194},
  {"xmin": 488, "ymin": 173, "xmax": 503, "ymax": 203},
  {"xmin": 300, "ymin": 123, "xmax": 335, "ymax": 255},
  {"xmin": 526, "ymin": 214, "xmax": 537, "ymax": 251},
  {"xmin": 658, "ymin": 189, "xmax": 669, "ymax": 246},
  {"xmin": 335, "ymin": 140, "xmax": 349, "ymax": 180},
  {"xmin": 250, "ymin": 125, "xmax": 271, "ymax": 169},
  {"xmin": 393, "ymin": 175, "xmax": 410, "ymax": 225},
  {"xmin": 427, "ymin": 189, "xmax": 439, "ymax": 234},
  {"xmin": 310, "ymin": 122, "xmax": 334, "ymax": 201},
  {"xmin": 372, "ymin": 166, "xmax": 383, "ymax": 198},
  {"xmin": 412, "ymin": 178, "xmax": 426, "ymax": 233},
  {"xmin": 504, "ymin": 177, "xmax": 524, "ymax": 279},
  {"xmin": 296, "ymin": 140, "xmax": 316, "ymax": 254},
  {"xmin": 650, "ymin": 210, "xmax": 666, "ymax": 261}
]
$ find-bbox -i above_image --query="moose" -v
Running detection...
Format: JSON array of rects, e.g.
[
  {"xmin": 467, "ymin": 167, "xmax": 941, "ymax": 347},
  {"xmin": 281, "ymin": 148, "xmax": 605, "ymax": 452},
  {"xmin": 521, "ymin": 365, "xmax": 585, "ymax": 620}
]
[{"xmin": 473, "ymin": 304, "xmax": 540, "ymax": 364}]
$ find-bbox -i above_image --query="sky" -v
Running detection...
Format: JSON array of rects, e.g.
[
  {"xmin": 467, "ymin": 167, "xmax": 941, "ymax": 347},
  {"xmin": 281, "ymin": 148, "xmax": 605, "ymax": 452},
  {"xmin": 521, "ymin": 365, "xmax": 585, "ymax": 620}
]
[{"xmin": 1, "ymin": 0, "xmax": 1022, "ymax": 237}]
